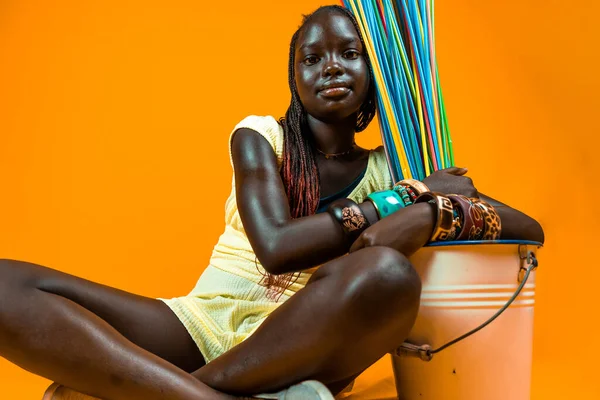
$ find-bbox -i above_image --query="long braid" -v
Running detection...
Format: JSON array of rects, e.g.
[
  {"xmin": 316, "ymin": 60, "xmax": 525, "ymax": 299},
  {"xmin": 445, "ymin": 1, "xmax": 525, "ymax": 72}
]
[
  {"xmin": 258, "ymin": 5, "xmax": 377, "ymax": 301},
  {"xmin": 281, "ymin": 29, "xmax": 320, "ymax": 219}
]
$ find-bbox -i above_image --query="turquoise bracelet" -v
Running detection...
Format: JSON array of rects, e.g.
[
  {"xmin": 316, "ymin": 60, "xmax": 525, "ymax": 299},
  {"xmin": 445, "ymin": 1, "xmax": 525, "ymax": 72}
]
[
  {"xmin": 392, "ymin": 184, "xmax": 414, "ymax": 206},
  {"xmin": 366, "ymin": 190, "xmax": 406, "ymax": 219}
]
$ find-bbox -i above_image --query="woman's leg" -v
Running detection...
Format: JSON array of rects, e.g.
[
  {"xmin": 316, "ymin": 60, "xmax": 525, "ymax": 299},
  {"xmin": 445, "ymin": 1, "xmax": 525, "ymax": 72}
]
[
  {"xmin": 0, "ymin": 259, "xmax": 234, "ymax": 400},
  {"xmin": 193, "ymin": 246, "xmax": 421, "ymax": 396}
]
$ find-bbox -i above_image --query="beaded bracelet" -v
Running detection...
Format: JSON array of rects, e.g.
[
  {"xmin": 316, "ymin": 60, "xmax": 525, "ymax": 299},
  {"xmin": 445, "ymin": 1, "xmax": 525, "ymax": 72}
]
[
  {"xmin": 415, "ymin": 192, "xmax": 454, "ymax": 242},
  {"xmin": 396, "ymin": 179, "xmax": 430, "ymax": 197},
  {"xmin": 470, "ymin": 198, "xmax": 502, "ymax": 240},
  {"xmin": 392, "ymin": 185, "xmax": 414, "ymax": 206},
  {"xmin": 327, "ymin": 198, "xmax": 370, "ymax": 244},
  {"xmin": 404, "ymin": 186, "xmax": 419, "ymax": 202},
  {"xmin": 366, "ymin": 190, "xmax": 406, "ymax": 219}
]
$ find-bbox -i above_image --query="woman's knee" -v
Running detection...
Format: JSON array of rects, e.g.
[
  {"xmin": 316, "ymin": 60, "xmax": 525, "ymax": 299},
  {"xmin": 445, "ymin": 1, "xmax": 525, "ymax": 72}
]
[
  {"xmin": 0, "ymin": 259, "xmax": 34, "ymax": 340},
  {"xmin": 0, "ymin": 258, "xmax": 26, "ymax": 289},
  {"xmin": 341, "ymin": 247, "xmax": 421, "ymax": 322},
  {"xmin": 0, "ymin": 259, "xmax": 47, "ymax": 323},
  {"xmin": 0, "ymin": 258, "xmax": 42, "ymax": 291}
]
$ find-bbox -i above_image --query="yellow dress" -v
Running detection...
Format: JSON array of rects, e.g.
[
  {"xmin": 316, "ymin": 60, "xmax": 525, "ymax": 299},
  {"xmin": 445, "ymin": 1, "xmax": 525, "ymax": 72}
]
[{"xmin": 159, "ymin": 115, "xmax": 392, "ymax": 363}]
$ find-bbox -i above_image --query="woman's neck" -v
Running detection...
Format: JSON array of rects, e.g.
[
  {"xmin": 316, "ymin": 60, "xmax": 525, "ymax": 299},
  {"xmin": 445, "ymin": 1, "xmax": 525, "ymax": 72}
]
[{"xmin": 306, "ymin": 114, "xmax": 357, "ymax": 154}]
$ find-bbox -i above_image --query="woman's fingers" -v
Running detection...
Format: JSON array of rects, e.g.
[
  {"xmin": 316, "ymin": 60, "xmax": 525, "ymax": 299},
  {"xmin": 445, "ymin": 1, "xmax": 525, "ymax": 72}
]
[{"xmin": 443, "ymin": 166, "xmax": 468, "ymax": 176}]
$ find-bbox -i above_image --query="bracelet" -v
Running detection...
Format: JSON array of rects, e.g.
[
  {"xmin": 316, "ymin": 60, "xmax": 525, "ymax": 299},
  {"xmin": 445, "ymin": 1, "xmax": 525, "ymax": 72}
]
[
  {"xmin": 366, "ymin": 190, "xmax": 406, "ymax": 219},
  {"xmin": 448, "ymin": 194, "xmax": 478, "ymax": 241},
  {"xmin": 467, "ymin": 197, "xmax": 486, "ymax": 240},
  {"xmin": 404, "ymin": 186, "xmax": 419, "ymax": 202},
  {"xmin": 392, "ymin": 185, "xmax": 414, "ymax": 206},
  {"xmin": 415, "ymin": 192, "xmax": 454, "ymax": 242},
  {"xmin": 448, "ymin": 206, "xmax": 463, "ymax": 241},
  {"xmin": 396, "ymin": 179, "xmax": 430, "ymax": 196},
  {"xmin": 448, "ymin": 195, "xmax": 486, "ymax": 240},
  {"xmin": 470, "ymin": 198, "xmax": 502, "ymax": 240},
  {"xmin": 327, "ymin": 198, "xmax": 370, "ymax": 244}
]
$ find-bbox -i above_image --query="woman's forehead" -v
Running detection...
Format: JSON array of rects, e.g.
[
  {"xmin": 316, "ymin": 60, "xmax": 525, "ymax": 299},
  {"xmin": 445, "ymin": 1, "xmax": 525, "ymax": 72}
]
[{"xmin": 297, "ymin": 12, "xmax": 360, "ymax": 50}]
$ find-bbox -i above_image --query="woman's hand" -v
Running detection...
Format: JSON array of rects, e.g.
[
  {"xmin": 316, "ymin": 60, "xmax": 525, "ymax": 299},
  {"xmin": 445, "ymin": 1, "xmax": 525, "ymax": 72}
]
[
  {"xmin": 421, "ymin": 167, "xmax": 478, "ymax": 198},
  {"xmin": 349, "ymin": 203, "xmax": 436, "ymax": 256}
]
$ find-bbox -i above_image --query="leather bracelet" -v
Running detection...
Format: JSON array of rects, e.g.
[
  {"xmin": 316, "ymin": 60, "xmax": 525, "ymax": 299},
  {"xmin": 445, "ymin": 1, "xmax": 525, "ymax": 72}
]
[
  {"xmin": 448, "ymin": 194, "xmax": 477, "ymax": 241},
  {"xmin": 470, "ymin": 198, "xmax": 502, "ymax": 240},
  {"xmin": 448, "ymin": 206, "xmax": 463, "ymax": 241},
  {"xmin": 415, "ymin": 192, "xmax": 454, "ymax": 242},
  {"xmin": 450, "ymin": 195, "xmax": 485, "ymax": 240},
  {"xmin": 366, "ymin": 190, "xmax": 406, "ymax": 219},
  {"xmin": 327, "ymin": 198, "xmax": 370, "ymax": 244},
  {"xmin": 396, "ymin": 179, "xmax": 430, "ymax": 196}
]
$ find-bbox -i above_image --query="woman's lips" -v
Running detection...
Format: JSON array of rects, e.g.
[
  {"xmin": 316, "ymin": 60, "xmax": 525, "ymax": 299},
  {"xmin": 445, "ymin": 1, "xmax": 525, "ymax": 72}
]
[{"xmin": 319, "ymin": 86, "xmax": 351, "ymax": 98}]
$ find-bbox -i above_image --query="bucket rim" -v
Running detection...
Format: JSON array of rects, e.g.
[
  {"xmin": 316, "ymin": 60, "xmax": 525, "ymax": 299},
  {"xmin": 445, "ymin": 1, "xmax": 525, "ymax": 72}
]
[{"xmin": 425, "ymin": 240, "xmax": 543, "ymax": 248}]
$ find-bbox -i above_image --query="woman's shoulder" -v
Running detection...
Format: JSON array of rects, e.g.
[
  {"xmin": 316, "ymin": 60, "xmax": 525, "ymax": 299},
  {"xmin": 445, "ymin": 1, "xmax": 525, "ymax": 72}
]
[
  {"xmin": 229, "ymin": 115, "xmax": 284, "ymax": 166},
  {"xmin": 233, "ymin": 115, "xmax": 281, "ymax": 132}
]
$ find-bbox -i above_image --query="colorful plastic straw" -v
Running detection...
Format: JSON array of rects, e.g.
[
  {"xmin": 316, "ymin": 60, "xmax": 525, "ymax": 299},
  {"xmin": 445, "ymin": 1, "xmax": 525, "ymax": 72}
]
[{"xmin": 342, "ymin": 0, "xmax": 454, "ymax": 182}]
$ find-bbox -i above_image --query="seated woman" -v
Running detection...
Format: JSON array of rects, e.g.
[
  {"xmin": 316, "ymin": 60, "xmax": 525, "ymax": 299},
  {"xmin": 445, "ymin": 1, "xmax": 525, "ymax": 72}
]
[{"xmin": 0, "ymin": 5, "xmax": 544, "ymax": 400}]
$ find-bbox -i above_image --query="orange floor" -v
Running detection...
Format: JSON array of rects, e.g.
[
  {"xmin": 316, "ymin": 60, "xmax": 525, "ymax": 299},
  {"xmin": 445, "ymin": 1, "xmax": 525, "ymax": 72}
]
[
  {"xmin": 2, "ymin": 355, "xmax": 396, "ymax": 400},
  {"xmin": 339, "ymin": 355, "xmax": 397, "ymax": 400},
  {"xmin": 4, "ymin": 354, "xmax": 600, "ymax": 399}
]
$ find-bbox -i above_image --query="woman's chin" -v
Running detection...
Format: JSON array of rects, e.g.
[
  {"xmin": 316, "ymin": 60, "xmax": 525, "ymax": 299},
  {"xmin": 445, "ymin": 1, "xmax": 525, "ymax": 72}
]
[
  {"xmin": 310, "ymin": 101, "xmax": 362, "ymax": 121},
  {"xmin": 309, "ymin": 110, "xmax": 359, "ymax": 125}
]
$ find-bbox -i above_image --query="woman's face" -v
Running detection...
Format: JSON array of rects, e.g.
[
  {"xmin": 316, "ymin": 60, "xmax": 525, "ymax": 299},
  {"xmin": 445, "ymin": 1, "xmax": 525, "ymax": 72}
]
[{"xmin": 294, "ymin": 11, "xmax": 370, "ymax": 124}]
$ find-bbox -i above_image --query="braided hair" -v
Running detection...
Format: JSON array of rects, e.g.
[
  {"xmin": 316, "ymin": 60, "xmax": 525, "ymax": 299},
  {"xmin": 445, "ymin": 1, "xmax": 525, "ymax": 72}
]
[{"xmin": 259, "ymin": 5, "xmax": 377, "ymax": 301}]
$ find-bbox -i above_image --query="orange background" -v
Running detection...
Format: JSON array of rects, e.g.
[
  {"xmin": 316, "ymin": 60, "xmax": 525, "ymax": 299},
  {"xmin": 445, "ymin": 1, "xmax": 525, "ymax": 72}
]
[{"xmin": 0, "ymin": 0, "xmax": 598, "ymax": 399}]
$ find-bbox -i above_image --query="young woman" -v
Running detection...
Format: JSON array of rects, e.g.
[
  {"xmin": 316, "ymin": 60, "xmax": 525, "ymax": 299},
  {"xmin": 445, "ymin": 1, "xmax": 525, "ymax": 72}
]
[{"xmin": 0, "ymin": 5, "xmax": 544, "ymax": 400}]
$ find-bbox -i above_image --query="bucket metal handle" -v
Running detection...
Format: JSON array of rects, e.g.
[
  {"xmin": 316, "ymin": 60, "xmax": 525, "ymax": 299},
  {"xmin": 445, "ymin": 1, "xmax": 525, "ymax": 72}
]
[{"xmin": 396, "ymin": 247, "xmax": 538, "ymax": 362}]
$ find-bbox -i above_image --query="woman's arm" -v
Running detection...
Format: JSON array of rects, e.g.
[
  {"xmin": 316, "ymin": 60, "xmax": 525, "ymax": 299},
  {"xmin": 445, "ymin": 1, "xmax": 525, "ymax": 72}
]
[
  {"xmin": 232, "ymin": 128, "xmax": 352, "ymax": 274},
  {"xmin": 479, "ymin": 193, "xmax": 545, "ymax": 243},
  {"xmin": 232, "ymin": 128, "xmax": 414, "ymax": 275},
  {"xmin": 422, "ymin": 168, "xmax": 545, "ymax": 243},
  {"xmin": 349, "ymin": 202, "xmax": 436, "ymax": 256},
  {"xmin": 232, "ymin": 129, "xmax": 542, "ymax": 275}
]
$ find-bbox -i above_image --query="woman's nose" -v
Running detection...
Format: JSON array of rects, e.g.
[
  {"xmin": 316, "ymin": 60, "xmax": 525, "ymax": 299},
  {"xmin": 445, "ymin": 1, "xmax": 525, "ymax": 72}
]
[{"xmin": 323, "ymin": 57, "xmax": 344, "ymax": 77}]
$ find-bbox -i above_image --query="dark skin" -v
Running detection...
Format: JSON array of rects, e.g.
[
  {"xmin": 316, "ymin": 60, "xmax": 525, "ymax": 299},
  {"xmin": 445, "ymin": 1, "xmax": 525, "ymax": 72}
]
[
  {"xmin": 0, "ymin": 9, "xmax": 544, "ymax": 400},
  {"xmin": 229, "ymin": 12, "xmax": 543, "ymax": 276},
  {"xmin": 194, "ymin": 10, "xmax": 543, "ymax": 396}
]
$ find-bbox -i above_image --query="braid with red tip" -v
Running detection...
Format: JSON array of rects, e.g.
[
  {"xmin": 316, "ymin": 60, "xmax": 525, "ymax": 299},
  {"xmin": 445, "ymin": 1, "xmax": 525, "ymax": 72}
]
[{"xmin": 258, "ymin": 5, "xmax": 377, "ymax": 301}]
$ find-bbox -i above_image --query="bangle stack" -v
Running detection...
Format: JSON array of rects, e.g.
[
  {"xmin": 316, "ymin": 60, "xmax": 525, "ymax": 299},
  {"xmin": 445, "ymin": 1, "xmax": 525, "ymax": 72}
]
[
  {"xmin": 417, "ymin": 193, "xmax": 501, "ymax": 243},
  {"xmin": 364, "ymin": 191, "xmax": 501, "ymax": 244},
  {"xmin": 354, "ymin": 179, "xmax": 502, "ymax": 244},
  {"xmin": 365, "ymin": 179, "xmax": 432, "ymax": 221}
]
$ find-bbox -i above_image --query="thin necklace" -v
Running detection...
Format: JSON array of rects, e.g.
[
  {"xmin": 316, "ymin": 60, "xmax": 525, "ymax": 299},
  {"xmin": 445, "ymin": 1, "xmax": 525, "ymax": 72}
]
[{"xmin": 316, "ymin": 143, "xmax": 357, "ymax": 160}]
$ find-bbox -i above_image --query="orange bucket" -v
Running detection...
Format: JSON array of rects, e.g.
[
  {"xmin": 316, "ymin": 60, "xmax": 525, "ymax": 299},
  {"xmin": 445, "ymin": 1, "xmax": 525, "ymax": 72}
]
[{"xmin": 392, "ymin": 241, "xmax": 541, "ymax": 400}]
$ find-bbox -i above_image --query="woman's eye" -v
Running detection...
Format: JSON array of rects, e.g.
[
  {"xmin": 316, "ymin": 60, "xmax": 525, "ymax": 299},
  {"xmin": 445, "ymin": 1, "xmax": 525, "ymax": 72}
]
[
  {"xmin": 344, "ymin": 50, "xmax": 360, "ymax": 60},
  {"xmin": 303, "ymin": 56, "xmax": 320, "ymax": 65}
]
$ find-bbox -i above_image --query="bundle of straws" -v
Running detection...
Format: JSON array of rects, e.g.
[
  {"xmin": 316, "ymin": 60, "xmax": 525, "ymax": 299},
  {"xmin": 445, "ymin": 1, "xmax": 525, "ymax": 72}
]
[{"xmin": 342, "ymin": 0, "xmax": 454, "ymax": 183}]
